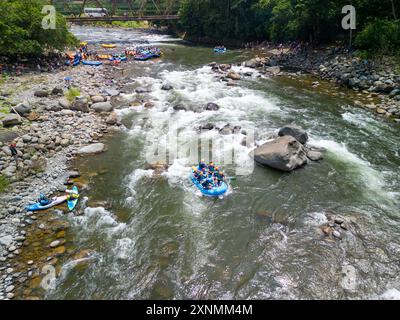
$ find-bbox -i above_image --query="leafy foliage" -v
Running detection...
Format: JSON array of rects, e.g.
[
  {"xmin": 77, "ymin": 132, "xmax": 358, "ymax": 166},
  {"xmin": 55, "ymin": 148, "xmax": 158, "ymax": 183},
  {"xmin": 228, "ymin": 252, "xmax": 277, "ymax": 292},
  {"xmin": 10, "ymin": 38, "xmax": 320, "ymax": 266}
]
[
  {"xmin": 65, "ymin": 87, "xmax": 81, "ymax": 102},
  {"xmin": 178, "ymin": 0, "xmax": 400, "ymax": 53},
  {"xmin": 0, "ymin": 0, "xmax": 78, "ymax": 57}
]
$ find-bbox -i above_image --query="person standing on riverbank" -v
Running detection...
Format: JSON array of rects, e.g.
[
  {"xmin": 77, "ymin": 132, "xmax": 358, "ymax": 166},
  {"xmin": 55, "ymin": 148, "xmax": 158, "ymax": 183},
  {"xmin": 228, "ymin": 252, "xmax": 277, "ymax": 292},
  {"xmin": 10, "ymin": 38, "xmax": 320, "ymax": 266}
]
[{"xmin": 9, "ymin": 142, "xmax": 18, "ymax": 167}]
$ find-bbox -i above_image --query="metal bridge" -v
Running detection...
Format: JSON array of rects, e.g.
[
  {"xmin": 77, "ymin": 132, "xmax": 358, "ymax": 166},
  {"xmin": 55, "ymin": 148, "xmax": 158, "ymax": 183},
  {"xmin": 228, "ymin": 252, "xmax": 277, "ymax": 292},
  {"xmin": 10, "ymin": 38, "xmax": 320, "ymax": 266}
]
[{"xmin": 51, "ymin": 0, "xmax": 181, "ymax": 22}]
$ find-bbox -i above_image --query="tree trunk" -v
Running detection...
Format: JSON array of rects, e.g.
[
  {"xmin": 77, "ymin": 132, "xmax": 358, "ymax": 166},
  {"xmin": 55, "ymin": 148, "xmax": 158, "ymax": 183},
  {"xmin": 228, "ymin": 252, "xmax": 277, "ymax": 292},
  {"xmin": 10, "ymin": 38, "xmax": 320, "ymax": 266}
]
[{"xmin": 390, "ymin": 0, "xmax": 397, "ymax": 20}]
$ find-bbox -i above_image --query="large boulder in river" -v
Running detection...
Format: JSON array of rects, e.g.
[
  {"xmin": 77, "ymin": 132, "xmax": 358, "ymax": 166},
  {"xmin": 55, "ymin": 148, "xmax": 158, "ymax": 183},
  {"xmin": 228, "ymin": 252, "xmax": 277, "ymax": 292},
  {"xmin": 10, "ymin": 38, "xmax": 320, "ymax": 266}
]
[
  {"xmin": 91, "ymin": 101, "xmax": 113, "ymax": 113},
  {"xmin": 278, "ymin": 125, "xmax": 308, "ymax": 145},
  {"xmin": 77, "ymin": 143, "xmax": 105, "ymax": 155},
  {"xmin": 250, "ymin": 136, "xmax": 307, "ymax": 172}
]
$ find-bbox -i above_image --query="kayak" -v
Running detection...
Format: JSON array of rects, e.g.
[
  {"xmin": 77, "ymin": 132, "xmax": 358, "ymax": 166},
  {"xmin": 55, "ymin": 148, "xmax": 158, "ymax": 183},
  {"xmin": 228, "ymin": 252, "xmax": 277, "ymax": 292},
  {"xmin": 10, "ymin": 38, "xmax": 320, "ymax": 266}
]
[
  {"xmin": 80, "ymin": 42, "xmax": 88, "ymax": 46},
  {"xmin": 72, "ymin": 58, "xmax": 80, "ymax": 66},
  {"xmin": 190, "ymin": 167, "xmax": 228, "ymax": 197},
  {"xmin": 67, "ymin": 186, "xmax": 79, "ymax": 211},
  {"xmin": 102, "ymin": 44, "xmax": 117, "ymax": 48},
  {"xmin": 26, "ymin": 196, "xmax": 67, "ymax": 212},
  {"xmin": 82, "ymin": 60, "xmax": 102, "ymax": 66}
]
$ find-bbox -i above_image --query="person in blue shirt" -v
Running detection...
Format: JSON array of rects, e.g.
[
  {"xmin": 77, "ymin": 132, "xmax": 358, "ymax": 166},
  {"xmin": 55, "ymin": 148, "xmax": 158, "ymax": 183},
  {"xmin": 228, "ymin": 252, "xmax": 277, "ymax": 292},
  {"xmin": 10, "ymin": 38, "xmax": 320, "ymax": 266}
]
[
  {"xmin": 38, "ymin": 193, "xmax": 50, "ymax": 206},
  {"xmin": 199, "ymin": 159, "xmax": 207, "ymax": 170}
]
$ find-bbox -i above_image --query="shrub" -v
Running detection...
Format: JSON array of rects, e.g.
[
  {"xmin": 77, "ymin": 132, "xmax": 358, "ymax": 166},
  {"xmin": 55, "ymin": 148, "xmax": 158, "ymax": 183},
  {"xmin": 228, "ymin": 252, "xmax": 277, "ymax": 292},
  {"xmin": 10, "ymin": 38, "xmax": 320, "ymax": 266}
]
[
  {"xmin": 0, "ymin": 175, "xmax": 10, "ymax": 193},
  {"xmin": 355, "ymin": 19, "xmax": 400, "ymax": 54},
  {"xmin": 65, "ymin": 87, "xmax": 81, "ymax": 102}
]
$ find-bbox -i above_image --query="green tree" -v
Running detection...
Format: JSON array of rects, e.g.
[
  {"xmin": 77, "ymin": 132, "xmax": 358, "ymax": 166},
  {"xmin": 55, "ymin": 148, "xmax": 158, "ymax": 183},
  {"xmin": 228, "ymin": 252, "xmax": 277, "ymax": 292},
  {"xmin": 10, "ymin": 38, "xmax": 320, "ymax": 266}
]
[{"xmin": 0, "ymin": 0, "xmax": 77, "ymax": 57}]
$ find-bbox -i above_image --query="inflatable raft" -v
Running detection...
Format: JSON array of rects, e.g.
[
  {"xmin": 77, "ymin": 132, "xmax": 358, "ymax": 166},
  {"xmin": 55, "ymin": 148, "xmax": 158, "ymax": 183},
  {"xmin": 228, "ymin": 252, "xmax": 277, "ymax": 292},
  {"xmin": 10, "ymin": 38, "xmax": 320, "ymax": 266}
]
[
  {"xmin": 190, "ymin": 167, "xmax": 228, "ymax": 197},
  {"xmin": 26, "ymin": 196, "xmax": 67, "ymax": 212},
  {"xmin": 82, "ymin": 60, "xmax": 102, "ymax": 66}
]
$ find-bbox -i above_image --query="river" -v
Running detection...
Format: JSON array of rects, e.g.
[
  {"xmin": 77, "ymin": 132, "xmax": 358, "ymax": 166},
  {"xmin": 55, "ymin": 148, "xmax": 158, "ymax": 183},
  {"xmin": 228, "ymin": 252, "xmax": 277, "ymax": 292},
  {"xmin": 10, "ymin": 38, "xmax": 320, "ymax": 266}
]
[{"xmin": 42, "ymin": 26, "xmax": 400, "ymax": 299}]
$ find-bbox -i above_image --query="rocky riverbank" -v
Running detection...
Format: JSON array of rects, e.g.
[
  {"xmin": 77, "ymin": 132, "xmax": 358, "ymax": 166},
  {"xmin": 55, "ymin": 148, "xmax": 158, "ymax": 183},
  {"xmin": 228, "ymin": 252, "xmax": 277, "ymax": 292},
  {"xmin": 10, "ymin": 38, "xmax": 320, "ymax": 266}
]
[
  {"xmin": 241, "ymin": 44, "xmax": 400, "ymax": 123},
  {"xmin": 0, "ymin": 57, "xmax": 133, "ymax": 299}
]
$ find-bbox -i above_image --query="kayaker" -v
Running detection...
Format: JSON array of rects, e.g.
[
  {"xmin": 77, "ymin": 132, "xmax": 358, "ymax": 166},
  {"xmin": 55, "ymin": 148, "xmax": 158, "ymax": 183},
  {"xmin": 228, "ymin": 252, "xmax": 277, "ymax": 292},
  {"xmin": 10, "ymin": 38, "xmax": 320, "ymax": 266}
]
[
  {"xmin": 196, "ymin": 171, "xmax": 205, "ymax": 183},
  {"xmin": 208, "ymin": 162, "xmax": 215, "ymax": 174},
  {"xmin": 8, "ymin": 142, "xmax": 18, "ymax": 167},
  {"xmin": 66, "ymin": 188, "xmax": 79, "ymax": 201},
  {"xmin": 38, "ymin": 193, "xmax": 50, "ymax": 206},
  {"xmin": 201, "ymin": 179, "xmax": 212, "ymax": 189}
]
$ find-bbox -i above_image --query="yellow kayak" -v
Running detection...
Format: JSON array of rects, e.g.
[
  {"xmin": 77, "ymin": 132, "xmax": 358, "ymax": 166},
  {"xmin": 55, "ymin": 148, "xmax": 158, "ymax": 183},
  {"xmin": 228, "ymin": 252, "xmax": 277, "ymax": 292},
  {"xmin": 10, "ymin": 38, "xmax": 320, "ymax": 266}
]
[
  {"xmin": 102, "ymin": 44, "xmax": 117, "ymax": 48},
  {"xmin": 80, "ymin": 42, "xmax": 88, "ymax": 46}
]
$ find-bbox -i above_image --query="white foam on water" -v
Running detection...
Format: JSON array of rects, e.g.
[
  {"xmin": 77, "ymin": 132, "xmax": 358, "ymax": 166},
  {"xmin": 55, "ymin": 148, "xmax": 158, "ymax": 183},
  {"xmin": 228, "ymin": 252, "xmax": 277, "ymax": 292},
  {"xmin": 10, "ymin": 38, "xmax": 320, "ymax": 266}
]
[
  {"xmin": 308, "ymin": 138, "xmax": 385, "ymax": 190},
  {"xmin": 128, "ymin": 169, "xmax": 154, "ymax": 190},
  {"xmin": 379, "ymin": 288, "xmax": 400, "ymax": 300},
  {"xmin": 72, "ymin": 207, "xmax": 126, "ymax": 240},
  {"xmin": 115, "ymin": 238, "xmax": 135, "ymax": 260}
]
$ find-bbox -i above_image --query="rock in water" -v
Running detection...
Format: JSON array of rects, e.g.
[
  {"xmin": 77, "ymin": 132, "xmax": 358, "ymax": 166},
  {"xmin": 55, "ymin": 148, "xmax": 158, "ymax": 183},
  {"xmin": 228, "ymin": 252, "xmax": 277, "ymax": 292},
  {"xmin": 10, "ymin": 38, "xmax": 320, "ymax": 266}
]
[
  {"xmin": 250, "ymin": 136, "xmax": 308, "ymax": 172},
  {"xmin": 161, "ymin": 84, "xmax": 173, "ymax": 91},
  {"xmin": 204, "ymin": 102, "xmax": 220, "ymax": 111},
  {"xmin": 77, "ymin": 143, "xmax": 105, "ymax": 155},
  {"xmin": 307, "ymin": 150, "xmax": 324, "ymax": 161},
  {"xmin": 278, "ymin": 125, "xmax": 309, "ymax": 144},
  {"xmin": 227, "ymin": 71, "xmax": 241, "ymax": 80}
]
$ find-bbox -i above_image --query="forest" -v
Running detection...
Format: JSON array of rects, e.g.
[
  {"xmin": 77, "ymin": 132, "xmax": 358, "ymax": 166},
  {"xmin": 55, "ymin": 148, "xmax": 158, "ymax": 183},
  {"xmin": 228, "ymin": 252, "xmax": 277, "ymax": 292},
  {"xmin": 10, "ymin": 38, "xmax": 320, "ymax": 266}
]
[{"xmin": 178, "ymin": 0, "xmax": 399, "ymax": 53}]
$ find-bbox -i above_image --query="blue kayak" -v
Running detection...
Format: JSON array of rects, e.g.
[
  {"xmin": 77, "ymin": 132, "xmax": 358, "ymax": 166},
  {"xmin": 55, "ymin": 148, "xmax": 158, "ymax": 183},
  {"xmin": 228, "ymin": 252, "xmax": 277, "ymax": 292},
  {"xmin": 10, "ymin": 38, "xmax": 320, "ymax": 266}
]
[
  {"xmin": 82, "ymin": 60, "xmax": 102, "ymax": 66},
  {"xmin": 67, "ymin": 186, "xmax": 79, "ymax": 211},
  {"xmin": 190, "ymin": 167, "xmax": 228, "ymax": 197},
  {"xmin": 26, "ymin": 196, "xmax": 67, "ymax": 212}
]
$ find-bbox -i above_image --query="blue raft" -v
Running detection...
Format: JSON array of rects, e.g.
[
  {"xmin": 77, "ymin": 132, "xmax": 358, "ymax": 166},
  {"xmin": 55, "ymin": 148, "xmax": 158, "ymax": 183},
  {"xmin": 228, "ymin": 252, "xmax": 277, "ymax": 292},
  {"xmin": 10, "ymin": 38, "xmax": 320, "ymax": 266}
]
[
  {"xmin": 214, "ymin": 47, "xmax": 227, "ymax": 53},
  {"xmin": 190, "ymin": 167, "xmax": 228, "ymax": 197},
  {"xmin": 82, "ymin": 60, "xmax": 102, "ymax": 66}
]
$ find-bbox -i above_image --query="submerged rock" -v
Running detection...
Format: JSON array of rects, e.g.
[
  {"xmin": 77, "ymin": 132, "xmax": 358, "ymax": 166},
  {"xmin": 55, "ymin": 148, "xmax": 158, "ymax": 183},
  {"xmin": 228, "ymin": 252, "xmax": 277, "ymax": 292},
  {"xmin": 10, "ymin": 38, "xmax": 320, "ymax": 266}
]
[
  {"xmin": 250, "ymin": 136, "xmax": 307, "ymax": 172},
  {"xmin": 77, "ymin": 143, "xmax": 105, "ymax": 155}
]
